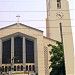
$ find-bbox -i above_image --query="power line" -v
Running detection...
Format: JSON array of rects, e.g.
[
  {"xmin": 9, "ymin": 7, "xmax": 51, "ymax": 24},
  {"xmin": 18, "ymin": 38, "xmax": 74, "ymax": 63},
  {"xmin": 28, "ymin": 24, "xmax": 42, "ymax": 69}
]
[
  {"xmin": 0, "ymin": 11, "xmax": 46, "ymax": 12},
  {"xmin": 0, "ymin": 26, "xmax": 74, "ymax": 30},
  {"xmin": 0, "ymin": 25, "xmax": 75, "ymax": 28},
  {"xmin": 0, "ymin": 1, "xmax": 41, "ymax": 2},
  {"xmin": 0, "ymin": 9, "xmax": 74, "ymax": 12},
  {"xmin": 0, "ymin": 0, "xmax": 72, "ymax": 2},
  {"xmin": 0, "ymin": 19, "xmax": 74, "ymax": 22},
  {"xmin": 0, "ymin": 26, "xmax": 74, "ymax": 35},
  {"xmin": 0, "ymin": 0, "xmax": 70, "ymax": 2},
  {"xmin": 0, "ymin": 33, "xmax": 74, "ymax": 36},
  {"xmin": 50, "ymin": 9, "xmax": 75, "ymax": 11}
]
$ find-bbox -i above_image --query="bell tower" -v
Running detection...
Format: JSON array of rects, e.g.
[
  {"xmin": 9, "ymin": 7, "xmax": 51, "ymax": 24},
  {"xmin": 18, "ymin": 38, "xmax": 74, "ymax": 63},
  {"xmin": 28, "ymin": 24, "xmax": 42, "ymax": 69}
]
[{"xmin": 46, "ymin": 0, "xmax": 74, "ymax": 75}]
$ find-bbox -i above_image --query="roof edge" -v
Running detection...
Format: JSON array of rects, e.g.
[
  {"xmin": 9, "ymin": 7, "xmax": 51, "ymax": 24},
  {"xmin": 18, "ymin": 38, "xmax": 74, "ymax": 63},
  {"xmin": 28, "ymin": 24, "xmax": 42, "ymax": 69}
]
[
  {"xmin": 43, "ymin": 36, "xmax": 57, "ymax": 42},
  {"xmin": 0, "ymin": 23, "xmax": 43, "ymax": 32}
]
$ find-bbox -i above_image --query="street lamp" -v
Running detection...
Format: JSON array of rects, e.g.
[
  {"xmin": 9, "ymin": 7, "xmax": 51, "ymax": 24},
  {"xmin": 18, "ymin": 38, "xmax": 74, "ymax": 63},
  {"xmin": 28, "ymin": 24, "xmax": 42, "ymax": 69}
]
[
  {"xmin": 11, "ymin": 57, "xmax": 16, "ymax": 75},
  {"xmin": 11, "ymin": 57, "xmax": 15, "ymax": 70},
  {"xmin": 11, "ymin": 57, "xmax": 20, "ymax": 72}
]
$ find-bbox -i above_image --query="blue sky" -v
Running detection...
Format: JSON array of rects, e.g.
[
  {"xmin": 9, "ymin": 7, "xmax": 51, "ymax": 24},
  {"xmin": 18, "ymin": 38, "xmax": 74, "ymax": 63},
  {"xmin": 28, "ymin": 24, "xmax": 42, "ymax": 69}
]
[{"xmin": 0, "ymin": 0, "xmax": 75, "ymax": 53}]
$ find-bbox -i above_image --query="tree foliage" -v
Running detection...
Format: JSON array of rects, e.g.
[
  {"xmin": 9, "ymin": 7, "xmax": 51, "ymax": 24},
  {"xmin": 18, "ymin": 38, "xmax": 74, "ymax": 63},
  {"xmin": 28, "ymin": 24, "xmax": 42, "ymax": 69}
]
[{"xmin": 48, "ymin": 41, "xmax": 66, "ymax": 75}]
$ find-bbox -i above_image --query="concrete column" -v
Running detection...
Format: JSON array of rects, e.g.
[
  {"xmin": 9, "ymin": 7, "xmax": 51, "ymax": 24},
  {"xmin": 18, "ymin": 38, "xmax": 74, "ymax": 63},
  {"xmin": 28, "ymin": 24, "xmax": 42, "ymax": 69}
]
[
  {"xmin": 23, "ymin": 37, "xmax": 26, "ymax": 71},
  {"xmin": 34, "ymin": 39, "xmax": 38, "ymax": 73},
  {"xmin": 0, "ymin": 39, "xmax": 2, "ymax": 67},
  {"xmin": 11, "ymin": 37, "xmax": 14, "ymax": 69}
]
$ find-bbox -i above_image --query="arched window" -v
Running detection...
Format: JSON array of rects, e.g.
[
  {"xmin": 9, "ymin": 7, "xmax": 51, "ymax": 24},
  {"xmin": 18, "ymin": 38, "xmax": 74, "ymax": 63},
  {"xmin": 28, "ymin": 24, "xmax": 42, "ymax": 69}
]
[
  {"xmin": 0, "ymin": 67, "xmax": 1, "ymax": 72},
  {"xmin": 21, "ymin": 65, "xmax": 23, "ymax": 71},
  {"xmin": 5, "ymin": 66, "xmax": 7, "ymax": 72},
  {"xmin": 2, "ymin": 66, "xmax": 4, "ymax": 72},
  {"xmin": 14, "ymin": 66, "xmax": 16, "ymax": 71},
  {"xmin": 2, "ymin": 39, "xmax": 11, "ymax": 64},
  {"xmin": 26, "ymin": 65, "xmax": 28, "ymax": 71},
  {"xmin": 8, "ymin": 66, "xmax": 11, "ymax": 71},
  {"xmin": 26, "ymin": 39, "xmax": 34, "ymax": 63},
  {"xmin": 32, "ymin": 65, "xmax": 35, "ymax": 71},
  {"xmin": 17, "ymin": 65, "xmax": 20, "ymax": 71},
  {"xmin": 29, "ymin": 65, "xmax": 31, "ymax": 71},
  {"xmin": 14, "ymin": 36, "xmax": 23, "ymax": 63}
]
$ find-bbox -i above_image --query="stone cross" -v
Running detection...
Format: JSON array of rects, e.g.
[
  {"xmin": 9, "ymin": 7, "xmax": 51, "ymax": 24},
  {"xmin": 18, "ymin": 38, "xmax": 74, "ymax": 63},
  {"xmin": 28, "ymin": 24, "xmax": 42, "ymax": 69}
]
[{"xmin": 16, "ymin": 15, "xmax": 20, "ymax": 23}]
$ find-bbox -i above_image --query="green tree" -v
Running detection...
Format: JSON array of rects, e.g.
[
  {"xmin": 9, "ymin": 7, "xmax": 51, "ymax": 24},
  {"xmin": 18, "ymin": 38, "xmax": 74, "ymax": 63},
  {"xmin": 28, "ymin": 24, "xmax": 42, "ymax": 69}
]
[{"xmin": 48, "ymin": 41, "xmax": 66, "ymax": 75}]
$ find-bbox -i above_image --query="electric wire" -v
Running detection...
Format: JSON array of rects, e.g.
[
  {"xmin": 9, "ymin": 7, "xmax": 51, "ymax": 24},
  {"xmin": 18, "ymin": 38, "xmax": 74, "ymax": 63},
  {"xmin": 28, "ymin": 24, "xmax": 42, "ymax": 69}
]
[
  {"xmin": 0, "ymin": 19, "xmax": 74, "ymax": 22},
  {"xmin": 0, "ymin": 9, "xmax": 74, "ymax": 12},
  {"xmin": 0, "ymin": 1, "xmax": 74, "ymax": 36}
]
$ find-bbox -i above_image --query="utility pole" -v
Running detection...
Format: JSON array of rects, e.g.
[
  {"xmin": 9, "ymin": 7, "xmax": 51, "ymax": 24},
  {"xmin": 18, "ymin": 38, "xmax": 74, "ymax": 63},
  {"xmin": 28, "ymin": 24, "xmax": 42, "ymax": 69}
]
[
  {"xmin": 11, "ymin": 57, "xmax": 15, "ymax": 75},
  {"xmin": 59, "ymin": 23, "xmax": 66, "ymax": 75},
  {"xmin": 59, "ymin": 23, "xmax": 63, "ymax": 43}
]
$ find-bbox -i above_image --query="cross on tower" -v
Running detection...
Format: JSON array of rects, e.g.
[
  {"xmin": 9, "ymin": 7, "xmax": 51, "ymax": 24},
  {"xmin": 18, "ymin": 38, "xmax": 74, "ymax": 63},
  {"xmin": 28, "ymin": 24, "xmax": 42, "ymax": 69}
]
[{"xmin": 16, "ymin": 15, "xmax": 20, "ymax": 23}]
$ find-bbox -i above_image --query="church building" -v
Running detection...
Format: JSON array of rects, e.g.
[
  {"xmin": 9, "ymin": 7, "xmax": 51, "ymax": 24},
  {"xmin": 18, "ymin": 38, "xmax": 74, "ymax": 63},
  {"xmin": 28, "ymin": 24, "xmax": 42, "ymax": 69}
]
[
  {"xmin": 0, "ymin": 23, "xmax": 56, "ymax": 75},
  {"xmin": 0, "ymin": 0, "xmax": 74, "ymax": 75}
]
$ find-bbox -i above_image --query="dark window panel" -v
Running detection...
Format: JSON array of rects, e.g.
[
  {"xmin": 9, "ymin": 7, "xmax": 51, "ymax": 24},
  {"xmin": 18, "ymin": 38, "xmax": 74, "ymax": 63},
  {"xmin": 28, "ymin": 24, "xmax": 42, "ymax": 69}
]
[
  {"xmin": 57, "ymin": 3, "xmax": 61, "ymax": 8},
  {"xmin": 26, "ymin": 39, "xmax": 34, "ymax": 63},
  {"xmin": 57, "ymin": 0, "xmax": 61, "ymax": 8},
  {"xmin": 14, "ymin": 37, "xmax": 23, "ymax": 63},
  {"xmin": 2, "ymin": 66, "xmax": 4, "ymax": 72},
  {"xmin": 29, "ymin": 65, "xmax": 31, "ymax": 71},
  {"xmin": 21, "ymin": 65, "xmax": 23, "ymax": 71},
  {"xmin": 8, "ymin": 66, "xmax": 11, "ymax": 71},
  {"xmin": 5, "ymin": 66, "xmax": 7, "ymax": 72},
  {"xmin": 57, "ymin": 0, "xmax": 60, "ymax": 2},
  {"xmin": 14, "ymin": 66, "xmax": 16, "ymax": 71},
  {"xmin": 32, "ymin": 65, "xmax": 35, "ymax": 71},
  {"xmin": 2, "ymin": 39, "xmax": 11, "ymax": 64},
  {"xmin": 26, "ymin": 65, "xmax": 28, "ymax": 71},
  {"xmin": 17, "ymin": 65, "xmax": 20, "ymax": 71}
]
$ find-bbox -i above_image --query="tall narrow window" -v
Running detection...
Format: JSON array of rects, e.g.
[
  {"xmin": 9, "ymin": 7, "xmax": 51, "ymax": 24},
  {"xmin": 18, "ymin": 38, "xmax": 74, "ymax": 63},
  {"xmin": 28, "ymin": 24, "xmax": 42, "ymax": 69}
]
[
  {"xmin": 21, "ymin": 65, "xmax": 23, "ymax": 71},
  {"xmin": 29, "ymin": 65, "xmax": 31, "ymax": 71},
  {"xmin": 2, "ymin": 66, "xmax": 4, "ymax": 72},
  {"xmin": 26, "ymin": 39, "xmax": 34, "ymax": 63},
  {"xmin": 5, "ymin": 66, "xmax": 7, "ymax": 72},
  {"xmin": 26, "ymin": 65, "xmax": 28, "ymax": 71},
  {"xmin": 2, "ymin": 39, "xmax": 11, "ymax": 64},
  {"xmin": 17, "ymin": 66, "xmax": 20, "ymax": 71},
  {"xmin": 14, "ymin": 36, "xmax": 23, "ymax": 63},
  {"xmin": 57, "ymin": 0, "xmax": 61, "ymax": 8},
  {"xmin": 8, "ymin": 66, "xmax": 11, "ymax": 71},
  {"xmin": 32, "ymin": 65, "xmax": 35, "ymax": 71},
  {"xmin": 14, "ymin": 66, "xmax": 16, "ymax": 71}
]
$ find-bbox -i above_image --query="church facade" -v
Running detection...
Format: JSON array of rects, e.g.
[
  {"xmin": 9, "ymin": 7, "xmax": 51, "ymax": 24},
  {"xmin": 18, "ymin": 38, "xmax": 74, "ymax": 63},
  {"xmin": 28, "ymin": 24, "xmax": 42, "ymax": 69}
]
[
  {"xmin": 0, "ymin": 0, "xmax": 74, "ymax": 75},
  {"xmin": 0, "ymin": 23, "xmax": 56, "ymax": 75}
]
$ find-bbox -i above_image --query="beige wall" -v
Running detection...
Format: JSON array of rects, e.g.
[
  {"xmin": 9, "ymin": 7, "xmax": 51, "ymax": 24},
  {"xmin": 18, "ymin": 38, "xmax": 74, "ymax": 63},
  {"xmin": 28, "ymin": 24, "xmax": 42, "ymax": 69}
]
[
  {"xmin": 43, "ymin": 37, "xmax": 56, "ymax": 75},
  {"xmin": 1, "ymin": 22, "xmax": 73, "ymax": 75},
  {"xmin": 0, "ymin": 23, "xmax": 45, "ymax": 75},
  {"xmin": 46, "ymin": 0, "xmax": 74, "ymax": 75},
  {"xmin": 0, "ymin": 23, "xmax": 57, "ymax": 75}
]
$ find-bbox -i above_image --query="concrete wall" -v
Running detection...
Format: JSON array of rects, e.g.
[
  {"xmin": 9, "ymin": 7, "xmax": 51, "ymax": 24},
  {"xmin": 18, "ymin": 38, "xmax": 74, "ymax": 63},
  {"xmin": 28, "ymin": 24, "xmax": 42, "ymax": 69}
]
[
  {"xmin": 46, "ymin": 0, "xmax": 74, "ymax": 75},
  {"xmin": 43, "ymin": 37, "xmax": 56, "ymax": 75},
  {"xmin": 0, "ymin": 23, "xmax": 45, "ymax": 75}
]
